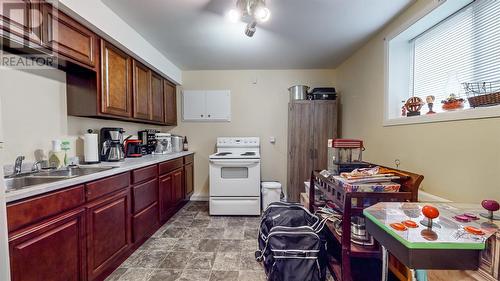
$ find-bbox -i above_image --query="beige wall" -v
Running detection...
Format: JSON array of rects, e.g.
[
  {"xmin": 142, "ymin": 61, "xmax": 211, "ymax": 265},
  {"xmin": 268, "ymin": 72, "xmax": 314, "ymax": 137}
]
[
  {"xmin": 0, "ymin": 67, "xmax": 336, "ymax": 199},
  {"xmin": 336, "ymin": 0, "xmax": 500, "ymax": 203},
  {"xmin": 0, "ymin": 67, "xmax": 169, "ymax": 166},
  {"xmin": 171, "ymin": 70, "xmax": 337, "ymax": 199}
]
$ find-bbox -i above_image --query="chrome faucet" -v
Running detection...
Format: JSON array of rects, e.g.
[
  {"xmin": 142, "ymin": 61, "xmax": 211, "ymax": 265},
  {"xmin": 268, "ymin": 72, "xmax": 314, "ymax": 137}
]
[
  {"xmin": 32, "ymin": 160, "xmax": 45, "ymax": 173},
  {"xmin": 14, "ymin": 156, "xmax": 25, "ymax": 176}
]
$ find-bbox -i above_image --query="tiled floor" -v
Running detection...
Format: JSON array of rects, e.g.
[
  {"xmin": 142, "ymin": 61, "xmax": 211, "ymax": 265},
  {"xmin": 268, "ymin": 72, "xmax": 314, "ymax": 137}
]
[{"xmin": 106, "ymin": 201, "xmax": 335, "ymax": 281}]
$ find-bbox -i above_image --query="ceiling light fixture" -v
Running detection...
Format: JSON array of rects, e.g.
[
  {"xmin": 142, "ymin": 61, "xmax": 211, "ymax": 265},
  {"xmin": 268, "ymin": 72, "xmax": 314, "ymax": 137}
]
[{"xmin": 227, "ymin": 0, "xmax": 271, "ymax": 37}]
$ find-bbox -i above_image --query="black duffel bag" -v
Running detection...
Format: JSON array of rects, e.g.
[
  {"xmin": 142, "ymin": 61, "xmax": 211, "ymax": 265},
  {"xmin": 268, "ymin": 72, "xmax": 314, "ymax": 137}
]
[{"xmin": 255, "ymin": 202, "xmax": 329, "ymax": 281}]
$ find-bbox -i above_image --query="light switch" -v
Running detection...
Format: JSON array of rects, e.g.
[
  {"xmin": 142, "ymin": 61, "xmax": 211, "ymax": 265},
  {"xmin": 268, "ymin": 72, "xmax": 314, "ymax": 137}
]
[{"xmin": 270, "ymin": 137, "xmax": 276, "ymax": 144}]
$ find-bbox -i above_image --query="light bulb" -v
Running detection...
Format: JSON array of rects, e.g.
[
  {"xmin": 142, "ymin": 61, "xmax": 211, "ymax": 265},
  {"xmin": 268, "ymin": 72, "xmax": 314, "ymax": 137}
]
[
  {"xmin": 227, "ymin": 9, "xmax": 241, "ymax": 23},
  {"xmin": 255, "ymin": 7, "xmax": 270, "ymax": 22}
]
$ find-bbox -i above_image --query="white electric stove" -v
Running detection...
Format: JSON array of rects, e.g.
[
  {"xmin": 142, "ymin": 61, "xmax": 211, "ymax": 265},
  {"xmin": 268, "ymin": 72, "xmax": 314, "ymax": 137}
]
[{"xmin": 209, "ymin": 137, "xmax": 261, "ymax": 216}]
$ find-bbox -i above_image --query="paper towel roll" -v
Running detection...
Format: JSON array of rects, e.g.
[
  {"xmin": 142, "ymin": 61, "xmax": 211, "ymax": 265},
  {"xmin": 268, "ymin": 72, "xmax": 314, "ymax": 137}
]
[{"xmin": 83, "ymin": 133, "xmax": 99, "ymax": 163}]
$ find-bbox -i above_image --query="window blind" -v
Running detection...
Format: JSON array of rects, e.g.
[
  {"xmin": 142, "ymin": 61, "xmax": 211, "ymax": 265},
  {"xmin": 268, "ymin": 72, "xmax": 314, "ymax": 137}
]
[{"xmin": 411, "ymin": 0, "xmax": 500, "ymax": 112}]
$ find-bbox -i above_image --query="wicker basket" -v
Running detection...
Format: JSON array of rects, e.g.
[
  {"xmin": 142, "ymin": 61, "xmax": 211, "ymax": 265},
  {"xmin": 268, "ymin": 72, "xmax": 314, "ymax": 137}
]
[
  {"xmin": 467, "ymin": 92, "xmax": 500, "ymax": 108},
  {"xmin": 463, "ymin": 81, "xmax": 500, "ymax": 108}
]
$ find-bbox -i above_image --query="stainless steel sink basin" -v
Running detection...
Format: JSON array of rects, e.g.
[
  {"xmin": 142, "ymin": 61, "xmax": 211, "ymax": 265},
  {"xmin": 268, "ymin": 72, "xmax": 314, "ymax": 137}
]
[
  {"xmin": 33, "ymin": 166, "xmax": 115, "ymax": 178},
  {"xmin": 5, "ymin": 177, "xmax": 63, "ymax": 192},
  {"xmin": 4, "ymin": 166, "xmax": 115, "ymax": 192}
]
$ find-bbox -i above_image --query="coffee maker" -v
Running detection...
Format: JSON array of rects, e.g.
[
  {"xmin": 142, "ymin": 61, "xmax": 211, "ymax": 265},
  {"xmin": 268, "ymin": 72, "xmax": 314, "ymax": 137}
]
[{"xmin": 100, "ymin": 128, "xmax": 125, "ymax": 162}]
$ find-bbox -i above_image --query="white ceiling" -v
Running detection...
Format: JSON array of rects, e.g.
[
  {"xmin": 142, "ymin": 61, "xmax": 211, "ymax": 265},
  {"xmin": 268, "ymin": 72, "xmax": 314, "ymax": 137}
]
[{"xmin": 103, "ymin": 0, "xmax": 413, "ymax": 70}]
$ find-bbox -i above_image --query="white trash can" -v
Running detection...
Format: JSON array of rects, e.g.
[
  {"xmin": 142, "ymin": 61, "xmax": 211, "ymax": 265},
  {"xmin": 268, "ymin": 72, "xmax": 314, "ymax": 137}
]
[{"xmin": 261, "ymin": 181, "xmax": 282, "ymax": 210}]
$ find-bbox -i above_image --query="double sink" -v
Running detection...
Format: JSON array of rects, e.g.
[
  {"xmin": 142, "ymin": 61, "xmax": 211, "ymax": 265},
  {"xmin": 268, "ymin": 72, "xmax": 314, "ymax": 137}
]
[{"xmin": 4, "ymin": 166, "xmax": 115, "ymax": 192}]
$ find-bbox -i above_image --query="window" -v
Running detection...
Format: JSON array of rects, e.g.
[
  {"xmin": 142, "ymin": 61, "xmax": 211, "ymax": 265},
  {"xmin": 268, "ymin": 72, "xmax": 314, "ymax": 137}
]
[
  {"xmin": 412, "ymin": 0, "xmax": 500, "ymax": 112},
  {"xmin": 385, "ymin": 0, "xmax": 500, "ymax": 125}
]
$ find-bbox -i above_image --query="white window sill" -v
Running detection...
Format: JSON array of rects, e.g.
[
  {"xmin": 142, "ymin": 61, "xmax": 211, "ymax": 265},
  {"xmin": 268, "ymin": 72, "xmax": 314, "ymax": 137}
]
[{"xmin": 384, "ymin": 105, "xmax": 500, "ymax": 126}]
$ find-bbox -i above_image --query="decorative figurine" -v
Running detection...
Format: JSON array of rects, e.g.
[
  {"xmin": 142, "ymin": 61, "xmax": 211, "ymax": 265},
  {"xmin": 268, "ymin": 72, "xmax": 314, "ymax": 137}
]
[
  {"xmin": 426, "ymin": 95, "xmax": 436, "ymax": 114},
  {"xmin": 404, "ymin": 97, "xmax": 425, "ymax": 117},
  {"xmin": 441, "ymin": 94, "xmax": 465, "ymax": 111},
  {"xmin": 401, "ymin": 101, "xmax": 407, "ymax": 117}
]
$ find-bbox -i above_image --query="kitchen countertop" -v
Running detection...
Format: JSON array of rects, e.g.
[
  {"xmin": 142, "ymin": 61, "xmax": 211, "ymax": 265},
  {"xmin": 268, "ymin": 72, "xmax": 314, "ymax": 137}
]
[{"xmin": 5, "ymin": 151, "xmax": 194, "ymax": 203}]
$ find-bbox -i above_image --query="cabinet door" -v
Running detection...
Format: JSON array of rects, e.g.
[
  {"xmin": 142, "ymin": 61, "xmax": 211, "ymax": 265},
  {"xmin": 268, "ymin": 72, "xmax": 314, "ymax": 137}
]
[
  {"xmin": 42, "ymin": 5, "xmax": 98, "ymax": 68},
  {"xmin": 86, "ymin": 189, "xmax": 131, "ymax": 281},
  {"xmin": 132, "ymin": 202, "xmax": 158, "ymax": 243},
  {"xmin": 9, "ymin": 208, "xmax": 86, "ymax": 281},
  {"xmin": 158, "ymin": 173, "xmax": 174, "ymax": 222},
  {"xmin": 0, "ymin": 0, "xmax": 42, "ymax": 45},
  {"xmin": 184, "ymin": 162, "xmax": 194, "ymax": 198},
  {"xmin": 172, "ymin": 168, "xmax": 184, "ymax": 204},
  {"xmin": 132, "ymin": 60, "xmax": 152, "ymax": 120},
  {"xmin": 287, "ymin": 102, "xmax": 314, "ymax": 202},
  {"xmin": 205, "ymin": 90, "xmax": 231, "ymax": 121},
  {"xmin": 151, "ymin": 72, "xmax": 164, "ymax": 122},
  {"xmin": 182, "ymin": 90, "xmax": 206, "ymax": 120},
  {"xmin": 164, "ymin": 80, "xmax": 177, "ymax": 125},
  {"xmin": 100, "ymin": 40, "xmax": 133, "ymax": 118},
  {"xmin": 312, "ymin": 101, "xmax": 337, "ymax": 170}
]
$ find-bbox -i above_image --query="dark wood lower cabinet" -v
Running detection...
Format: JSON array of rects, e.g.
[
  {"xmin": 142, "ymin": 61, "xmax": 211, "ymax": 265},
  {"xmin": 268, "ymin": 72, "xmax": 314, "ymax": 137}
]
[
  {"xmin": 132, "ymin": 202, "xmax": 159, "ymax": 243},
  {"xmin": 7, "ymin": 155, "xmax": 194, "ymax": 281},
  {"xmin": 159, "ymin": 172, "xmax": 174, "ymax": 222},
  {"xmin": 159, "ymin": 167, "xmax": 184, "ymax": 222},
  {"xmin": 172, "ymin": 168, "xmax": 184, "ymax": 204},
  {"xmin": 184, "ymin": 162, "xmax": 194, "ymax": 198},
  {"xmin": 86, "ymin": 189, "xmax": 131, "ymax": 281},
  {"xmin": 9, "ymin": 208, "xmax": 86, "ymax": 281}
]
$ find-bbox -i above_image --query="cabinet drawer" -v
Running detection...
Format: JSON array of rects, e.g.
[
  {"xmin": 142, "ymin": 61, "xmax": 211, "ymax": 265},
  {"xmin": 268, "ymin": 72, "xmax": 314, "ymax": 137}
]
[
  {"xmin": 86, "ymin": 172, "xmax": 130, "ymax": 201},
  {"xmin": 7, "ymin": 185, "xmax": 85, "ymax": 232},
  {"xmin": 132, "ymin": 178, "xmax": 158, "ymax": 214},
  {"xmin": 159, "ymin": 158, "xmax": 183, "ymax": 175},
  {"xmin": 132, "ymin": 165, "xmax": 157, "ymax": 184},
  {"xmin": 132, "ymin": 202, "xmax": 159, "ymax": 243},
  {"xmin": 184, "ymin": 154, "xmax": 194, "ymax": 164}
]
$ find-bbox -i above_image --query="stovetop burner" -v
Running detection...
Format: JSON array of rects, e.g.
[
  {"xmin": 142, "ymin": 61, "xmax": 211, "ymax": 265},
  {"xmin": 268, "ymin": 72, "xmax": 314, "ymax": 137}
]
[
  {"xmin": 215, "ymin": 152, "xmax": 233, "ymax": 156},
  {"xmin": 241, "ymin": 152, "xmax": 256, "ymax": 156}
]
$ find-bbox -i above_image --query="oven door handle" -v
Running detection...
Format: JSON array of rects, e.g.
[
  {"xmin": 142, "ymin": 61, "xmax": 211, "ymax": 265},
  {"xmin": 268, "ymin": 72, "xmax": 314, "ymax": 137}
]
[{"xmin": 209, "ymin": 159, "xmax": 260, "ymax": 167}]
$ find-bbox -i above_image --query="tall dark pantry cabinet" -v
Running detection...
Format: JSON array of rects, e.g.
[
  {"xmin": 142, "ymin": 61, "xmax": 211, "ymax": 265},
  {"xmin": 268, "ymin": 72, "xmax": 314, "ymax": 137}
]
[{"xmin": 287, "ymin": 100, "xmax": 338, "ymax": 202}]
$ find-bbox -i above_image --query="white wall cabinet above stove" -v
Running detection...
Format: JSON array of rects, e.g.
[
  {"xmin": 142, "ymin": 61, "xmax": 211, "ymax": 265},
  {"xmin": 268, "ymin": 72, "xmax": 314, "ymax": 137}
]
[{"xmin": 182, "ymin": 90, "xmax": 231, "ymax": 122}]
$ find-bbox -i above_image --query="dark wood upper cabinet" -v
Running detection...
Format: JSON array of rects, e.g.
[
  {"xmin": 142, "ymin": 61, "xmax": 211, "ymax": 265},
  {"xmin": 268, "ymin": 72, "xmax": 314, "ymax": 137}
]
[
  {"xmin": 9, "ymin": 208, "xmax": 86, "ymax": 281},
  {"xmin": 100, "ymin": 40, "xmax": 133, "ymax": 118},
  {"xmin": 41, "ymin": 4, "xmax": 98, "ymax": 69},
  {"xmin": 151, "ymin": 72, "xmax": 164, "ymax": 122},
  {"xmin": 164, "ymin": 80, "xmax": 177, "ymax": 125},
  {"xmin": 0, "ymin": 0, "xmax": 43, "ymax": 46},
  {"xmin": 132, "ymin": 60, "xmax": 152, "ymax": 120},
  {"xmin": 1, "ymin": 2, "xmax": 179, "ymax": 126},
  {"xmin": 86, "ymin": 189, "xmax": 131, "ymax": 281}
]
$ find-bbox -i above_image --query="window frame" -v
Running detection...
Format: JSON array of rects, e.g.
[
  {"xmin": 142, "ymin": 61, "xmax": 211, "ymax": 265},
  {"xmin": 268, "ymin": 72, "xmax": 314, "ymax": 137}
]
[{"xmin": 383, "ymin": 0, "xmax": 500, "ymax": 126}]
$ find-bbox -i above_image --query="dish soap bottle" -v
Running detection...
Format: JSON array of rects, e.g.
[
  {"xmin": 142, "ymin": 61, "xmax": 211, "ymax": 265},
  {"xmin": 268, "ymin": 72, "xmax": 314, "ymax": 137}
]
[
  {"xmin": 61, "ymin": 140, "xmax": 71, "ymax": 166},
  {"xmin": 48, "ymin": 140, "xmax": 65, "ymax": 169},
  {"xmin": 183, "ymin": 137, "xmax": 188, "ymax": 151}
]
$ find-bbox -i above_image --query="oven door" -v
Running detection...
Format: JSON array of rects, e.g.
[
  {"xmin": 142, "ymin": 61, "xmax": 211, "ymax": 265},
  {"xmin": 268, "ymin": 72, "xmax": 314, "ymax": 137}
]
[{"xmin": 209, "ymin": 158, "xmax": 261, "ymax": 197}]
